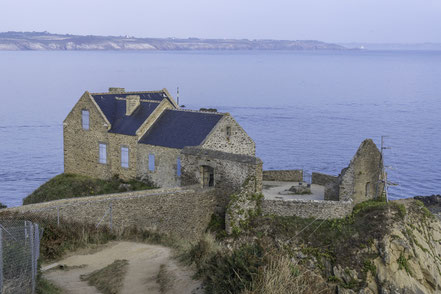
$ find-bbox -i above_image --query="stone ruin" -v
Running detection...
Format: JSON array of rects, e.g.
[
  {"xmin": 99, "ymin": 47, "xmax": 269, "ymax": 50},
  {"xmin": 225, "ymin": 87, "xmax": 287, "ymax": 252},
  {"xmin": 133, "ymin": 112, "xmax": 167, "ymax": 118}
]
[{"xmin": 312, "ymin": 139, "xmax": 385, "ymax": 204}]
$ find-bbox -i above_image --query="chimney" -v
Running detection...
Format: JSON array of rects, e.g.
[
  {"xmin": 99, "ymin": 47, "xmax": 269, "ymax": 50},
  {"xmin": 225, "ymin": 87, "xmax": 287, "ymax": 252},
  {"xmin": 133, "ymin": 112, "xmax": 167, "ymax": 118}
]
[
  {"xmin": 109, "ymin": 87, "xmax": 125, "ymax": 94},
  {"xmin": 126, "ymin": 95, "xmax": 140, "ymax": 116}
]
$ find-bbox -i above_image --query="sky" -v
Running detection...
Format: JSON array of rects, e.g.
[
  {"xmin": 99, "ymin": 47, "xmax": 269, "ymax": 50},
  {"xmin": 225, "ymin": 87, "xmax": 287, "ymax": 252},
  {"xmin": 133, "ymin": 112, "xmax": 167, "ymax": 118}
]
[{"xmin": 1, "ymin": 0, "xmax": 440, "ymax": 43}]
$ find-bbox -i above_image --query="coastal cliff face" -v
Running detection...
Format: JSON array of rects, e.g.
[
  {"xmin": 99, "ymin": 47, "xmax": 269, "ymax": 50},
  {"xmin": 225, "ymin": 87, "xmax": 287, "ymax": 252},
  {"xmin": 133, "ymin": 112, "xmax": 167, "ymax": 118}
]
[
  {"xmin": 235, "ymin": 198, "xmax": 441, "ymax": 294},
  {"xmin": 363, "ymin": 199, "xmax": 441, "ymax": 294},
  {"xmin": 0, "ymin": 31, "xmax": 347, "ymax": 51}
]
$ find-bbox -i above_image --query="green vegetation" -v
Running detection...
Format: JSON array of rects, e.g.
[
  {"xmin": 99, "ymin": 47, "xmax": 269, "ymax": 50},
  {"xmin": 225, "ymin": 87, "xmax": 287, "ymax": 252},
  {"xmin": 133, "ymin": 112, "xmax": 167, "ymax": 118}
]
[
  {"xmin": 157, "ymin": 264, "xmax": 173, "ymax": 293},
  {"xmin": 23, "ymin": 173, "xmax": 155, "ymax": 205},
  {"xmin": 181, "ymin": 235, "xmax": 332, "ymax": 294},
  {"xmin": 0, "ymin": 202, "xmax": 6, "ymax": 209},
  {"xmin": 36, "ymin": 277, "xmax": 62, "ymax": 294},
  {"xmin": 397, "ymin": 253, "xmax": 412, "ymax": 275},
  {"xmin": 80, "ymin": 259, "xmax": 129, "ymax": 294},
  {"xmin": 414, "ymin": 200, "xmax": 434, "ymax": 219},
  {"xmin": 363, "ymin": 259, "xmax": 377, "ymax": 277}
]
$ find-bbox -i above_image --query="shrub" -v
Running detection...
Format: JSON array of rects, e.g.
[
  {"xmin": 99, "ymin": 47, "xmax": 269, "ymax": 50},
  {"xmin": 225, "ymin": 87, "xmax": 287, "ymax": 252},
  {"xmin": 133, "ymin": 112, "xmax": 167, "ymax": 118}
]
[{"xmin": 23, "ymin": 173, "xmax": 154, "ymax": 205}]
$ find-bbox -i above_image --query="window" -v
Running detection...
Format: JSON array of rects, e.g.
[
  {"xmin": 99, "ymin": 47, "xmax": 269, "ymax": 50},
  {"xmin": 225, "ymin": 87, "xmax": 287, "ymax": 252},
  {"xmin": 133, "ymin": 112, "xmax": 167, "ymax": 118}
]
[
  {"xmin": 82, "ymin": 110, "xmax": 90, "ymax": 130},
  {"xmin": 177, "ymin": 157, "xmax": 181, "ymax": 177},
  {"xmin": 121, "ymin": 146, "xmax": 129, "ymax": 168},
  {"xmin": 226, "ymin": 126, "xmax": 231, "ymax": 141},
  {"xmin": 149, "ymin": 153, "xmax": 155, "ymax": 171},
  {"xmin": 99, "ymin": 143, "xmax": 107, "ymax": 164}
]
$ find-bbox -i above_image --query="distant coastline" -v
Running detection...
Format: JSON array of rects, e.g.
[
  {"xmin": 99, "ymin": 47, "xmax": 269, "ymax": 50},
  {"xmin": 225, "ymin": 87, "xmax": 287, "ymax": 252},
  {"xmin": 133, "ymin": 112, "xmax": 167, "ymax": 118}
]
[{"xmin": 0, "ymin": 31, "xmax": 347, "ymax": 51}]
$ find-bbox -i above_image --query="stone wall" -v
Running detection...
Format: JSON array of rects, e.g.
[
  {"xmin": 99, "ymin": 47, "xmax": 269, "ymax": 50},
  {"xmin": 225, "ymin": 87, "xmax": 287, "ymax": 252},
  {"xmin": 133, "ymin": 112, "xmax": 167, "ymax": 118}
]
[
  {"xmin": 263, "ymin": 170, "xmax": 303, "ymax": 182},
  {"xmin": 181, "ymin": 147, "xmax": 263, "ymax": 195},
  {"xmin": 339, "ymin": 139, "xmax": 384, "ymax": 204},
  {"xmin": 4, "ymin": 187, "xmax": 223, "ymax": 240},
  {"xmin": 137, "ymin": 144, "xmax": 181, "ymax": 188},
  {"xmin": 262, "ymin": 199, "xmax": 353, "ymax": 219},
  {"xmin": 64, "ymin": 92, "xmax": 139, "ymax": 181},
  {"xmin": 312, "ymin": 172, "xmax": 340, "ymax": 201},
  {"xmin": 201, "ymin": 114, "xmax": 256, "ymax": 156}
]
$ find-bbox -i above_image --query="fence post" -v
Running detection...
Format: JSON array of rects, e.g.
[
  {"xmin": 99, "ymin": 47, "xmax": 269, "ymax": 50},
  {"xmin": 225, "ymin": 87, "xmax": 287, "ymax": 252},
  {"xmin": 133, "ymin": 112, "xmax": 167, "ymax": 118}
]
[
  {"xmin": 33, "ymin": 223, "xmax": 39, "ymax": 294},
  {"xmin": 0, "ymin": 229, "xmax": 3, "ymax": 294},
  {"xmin": 29, "ymin": 222, "xmax": 35, "ymax": 294},
  {"xmin": 109, "ymin": 202, "xmax": 113, "ymax": 231}
]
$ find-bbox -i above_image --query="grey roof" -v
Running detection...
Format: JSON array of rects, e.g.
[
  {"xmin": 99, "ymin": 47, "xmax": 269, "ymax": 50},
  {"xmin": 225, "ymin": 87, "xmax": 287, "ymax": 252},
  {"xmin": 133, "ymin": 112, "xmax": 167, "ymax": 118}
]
[
  {"xmin": 139, "ymin": 110, "xmax": 224, "ymax": 149},
  {"xmin": 91, "ymin": 92, "xmax": 165, "ymax": 135}
]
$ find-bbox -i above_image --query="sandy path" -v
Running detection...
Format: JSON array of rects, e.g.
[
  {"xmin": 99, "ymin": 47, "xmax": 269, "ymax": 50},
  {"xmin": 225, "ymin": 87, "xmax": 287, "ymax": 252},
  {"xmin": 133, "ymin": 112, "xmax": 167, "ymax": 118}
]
[{"xmin": 44, "ymin": 241, "xmax": 202, "ymax": 294}]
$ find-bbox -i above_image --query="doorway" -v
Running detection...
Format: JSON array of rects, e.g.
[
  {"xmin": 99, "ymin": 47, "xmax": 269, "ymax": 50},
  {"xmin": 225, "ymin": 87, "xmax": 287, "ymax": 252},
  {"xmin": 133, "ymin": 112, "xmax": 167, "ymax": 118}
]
[{"xmin": 202, "ymin": 165, "xmax": 215, "ymax": 187}]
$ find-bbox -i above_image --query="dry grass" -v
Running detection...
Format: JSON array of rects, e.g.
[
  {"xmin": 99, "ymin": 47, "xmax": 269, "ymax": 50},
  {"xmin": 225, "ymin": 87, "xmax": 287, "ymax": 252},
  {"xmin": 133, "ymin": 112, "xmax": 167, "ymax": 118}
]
[
  {"xmin": 245, "ymin": 255, "xmax": 333, "ymax": 294},
  {"xmin": 156, "ymin": 264, "xmax": 175, "ymax": 293},
  {"xmin": 80, "ymin": 259, "xmax": 129, "ymax": 294}
]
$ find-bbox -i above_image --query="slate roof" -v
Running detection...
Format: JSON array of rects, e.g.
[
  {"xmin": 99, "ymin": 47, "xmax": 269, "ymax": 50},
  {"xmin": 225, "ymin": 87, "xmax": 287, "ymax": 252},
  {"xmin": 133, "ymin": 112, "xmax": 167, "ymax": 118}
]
[
  {"xmin": 91, "ymin": 92, "xmax": 164, "ymax": 135},
  {"xmin": 139, "ymin": 110, "xmax": 224, "ymax": 149}
]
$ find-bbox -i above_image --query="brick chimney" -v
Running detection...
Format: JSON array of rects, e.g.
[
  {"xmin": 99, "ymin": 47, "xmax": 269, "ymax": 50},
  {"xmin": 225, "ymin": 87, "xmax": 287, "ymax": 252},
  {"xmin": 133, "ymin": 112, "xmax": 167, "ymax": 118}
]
[
  {"xmin": 109, "ymin": 87, "xmax": 125, "ymax": 94},
  {"xmin": 126, "ymin": 95, "xmax": 140, "ymax": 116}
]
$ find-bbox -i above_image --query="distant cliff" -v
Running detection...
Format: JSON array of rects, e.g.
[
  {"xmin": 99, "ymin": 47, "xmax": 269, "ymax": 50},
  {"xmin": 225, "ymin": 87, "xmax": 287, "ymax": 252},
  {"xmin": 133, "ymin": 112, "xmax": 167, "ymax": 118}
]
[{"xmin": 0, "ymin": 31, "xmax": 347, "ymax": 51}]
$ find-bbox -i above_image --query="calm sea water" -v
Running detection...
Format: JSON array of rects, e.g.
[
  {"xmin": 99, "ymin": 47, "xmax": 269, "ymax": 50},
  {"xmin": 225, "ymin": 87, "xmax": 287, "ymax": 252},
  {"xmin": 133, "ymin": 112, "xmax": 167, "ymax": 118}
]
[{"xmin": 0, "ymin": 50, "xmax": 440, "ymax": 207}]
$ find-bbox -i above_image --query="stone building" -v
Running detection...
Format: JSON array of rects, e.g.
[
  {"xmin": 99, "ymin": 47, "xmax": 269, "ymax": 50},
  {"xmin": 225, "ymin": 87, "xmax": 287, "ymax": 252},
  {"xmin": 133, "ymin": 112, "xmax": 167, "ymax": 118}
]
[
  {"xmin": 64, "ymin": 88, "xmax": 258, "ymax": 189},
  {"xmin": 311, "ymin": 139, "xmax": 385, "ymax": 204}
]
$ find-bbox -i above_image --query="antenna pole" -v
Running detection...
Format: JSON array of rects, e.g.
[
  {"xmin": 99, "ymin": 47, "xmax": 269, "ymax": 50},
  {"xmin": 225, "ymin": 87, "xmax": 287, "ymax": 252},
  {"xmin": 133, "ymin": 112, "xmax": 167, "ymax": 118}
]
[
  {"xmin": 177, "ymin": 87, "xmax": 180, "ymax": 106},
  {"xmin": 381, "ymin": 135, "xmax": 391, "ymax": 202}
]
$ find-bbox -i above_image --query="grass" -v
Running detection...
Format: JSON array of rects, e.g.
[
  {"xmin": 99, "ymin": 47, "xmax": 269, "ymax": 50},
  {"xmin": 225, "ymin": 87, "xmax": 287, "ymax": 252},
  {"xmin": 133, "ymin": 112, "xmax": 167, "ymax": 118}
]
[
  {"xmin": 36, "ymin": 277, "xmax": 62, "ymax": 294},
  {"xmin": 80, "ymin": 259, "xmax": 129, "ymax": 294},
  {"xmin": 397, "ymin": 253, "xmax": 412, "ymax": 276},
  {"xmin": 23, "ymin": 173, "xmax": 155, "ymax": 205},
  {"xmin": 157, "ymin": 264, "xmax": 173, "ymax": 293},
  {"xmin": 181, "ymin": 235, "xmax": 333, "ymax": 294}
]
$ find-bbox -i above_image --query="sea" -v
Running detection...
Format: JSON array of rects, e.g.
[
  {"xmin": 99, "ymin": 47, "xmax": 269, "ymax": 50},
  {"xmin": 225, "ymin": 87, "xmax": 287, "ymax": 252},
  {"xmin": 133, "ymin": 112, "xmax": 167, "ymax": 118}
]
[{"xmin": 0, "ymin": 50, "xmax": 440, "ymax": 207}]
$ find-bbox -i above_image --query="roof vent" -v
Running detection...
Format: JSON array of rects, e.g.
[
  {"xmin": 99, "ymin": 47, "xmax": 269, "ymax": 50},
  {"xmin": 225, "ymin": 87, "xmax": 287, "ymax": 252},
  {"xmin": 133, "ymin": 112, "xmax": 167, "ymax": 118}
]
[
  {"xmin": 109, "ymin": 87, "xmax": 125, "ymax": 94},
  {"xmin": 126, "ymin": 95, "xmax": 140, "ymax": 116}
]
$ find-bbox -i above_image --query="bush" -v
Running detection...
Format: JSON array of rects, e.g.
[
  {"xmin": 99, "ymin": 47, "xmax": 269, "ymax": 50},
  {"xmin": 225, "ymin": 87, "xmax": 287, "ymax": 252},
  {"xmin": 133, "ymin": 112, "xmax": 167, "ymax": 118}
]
[{"xmin": 23, "ymin": 173, "xmax": 154, "ymax": 205}]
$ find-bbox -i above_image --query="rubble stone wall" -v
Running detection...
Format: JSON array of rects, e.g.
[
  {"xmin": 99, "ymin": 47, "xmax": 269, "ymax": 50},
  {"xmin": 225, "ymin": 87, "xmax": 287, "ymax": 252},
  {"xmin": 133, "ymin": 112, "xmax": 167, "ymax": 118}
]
[{"xmin": 263, "ymin": 170, "xmax": 303, "ymax": 182}]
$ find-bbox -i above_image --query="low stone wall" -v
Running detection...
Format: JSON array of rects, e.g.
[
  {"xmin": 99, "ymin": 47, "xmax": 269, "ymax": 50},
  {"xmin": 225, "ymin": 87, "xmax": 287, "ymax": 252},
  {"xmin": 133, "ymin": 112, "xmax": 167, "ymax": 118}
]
[
  {"xmin": 311, "ymin": 172, "xmax": 340, "ymax": 201},
  {"xmin": 3, "ymin": 187, "xmax": 226, "ymax": 240},
  {"xmin": 263, "ymin": 170, "xmax": 303, "ymax": 182},
  {"xmin": 262, "ymin": 199, "xmax": 353, "ymax": 219}
]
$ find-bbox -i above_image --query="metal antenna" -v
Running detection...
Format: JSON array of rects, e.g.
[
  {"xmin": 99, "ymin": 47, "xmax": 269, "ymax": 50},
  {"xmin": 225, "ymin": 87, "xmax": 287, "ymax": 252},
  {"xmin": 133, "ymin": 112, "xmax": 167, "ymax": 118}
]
[
  {"xmin": 380, "ymin": 136, "xmax": 394, "ymax": 202},
  {"xmin": 177, "ymin": 87, "xmax": 180, "ymax": 106}
]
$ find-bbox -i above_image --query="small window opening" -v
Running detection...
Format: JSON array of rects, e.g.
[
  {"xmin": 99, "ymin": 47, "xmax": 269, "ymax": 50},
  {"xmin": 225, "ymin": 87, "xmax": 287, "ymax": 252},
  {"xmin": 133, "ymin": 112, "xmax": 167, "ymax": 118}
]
[
  {"xmin": 177, "ymin": 157, "xmax": 181, "ymax": 177},
  {"xmin": 82, "ymin": 110, "xmax": 90, "ymax": 130},
  {"xmin": 149, "ymin": 153, "xmax": 155, "ymax": 171},
  {"xmin": 226, "ymin": 126, "xmax": 231, "ymax": 141},
  {"xmin": 99, "ymin": 143, "xmax": 107, "ymax": 164},
  {"xmin": 121, "ymin": 146, "xmax": 129, "ymax": 168}
]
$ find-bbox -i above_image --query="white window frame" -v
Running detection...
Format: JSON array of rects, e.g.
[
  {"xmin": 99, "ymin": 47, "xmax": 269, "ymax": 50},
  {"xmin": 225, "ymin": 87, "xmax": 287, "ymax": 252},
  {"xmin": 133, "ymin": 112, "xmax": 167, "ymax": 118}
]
[
  {"xmin": 148, "ymin": 153, "xmax": 155, "ymax": 171},
  {"xmin": 82, "ymin": 109, "xmax": 90, "ymax": 130},
  {"xmin": 177, "ymin": 156, "xmax": 181, "ymax": 177},
  {"xmin": 121, "ymin": 146, "xmax": 129, "ymax": 168},
  {"xmin": 99, "ymin": 143, "xmax": 107, "ymax": 164}
]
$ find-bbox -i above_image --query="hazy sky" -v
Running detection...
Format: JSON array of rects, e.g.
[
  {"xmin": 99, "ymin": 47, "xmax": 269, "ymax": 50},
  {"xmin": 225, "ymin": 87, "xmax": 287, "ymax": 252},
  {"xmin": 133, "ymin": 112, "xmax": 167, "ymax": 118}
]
[{"xmin": 1, "ymin": 0, "xmax": 440, "ymax": 43}]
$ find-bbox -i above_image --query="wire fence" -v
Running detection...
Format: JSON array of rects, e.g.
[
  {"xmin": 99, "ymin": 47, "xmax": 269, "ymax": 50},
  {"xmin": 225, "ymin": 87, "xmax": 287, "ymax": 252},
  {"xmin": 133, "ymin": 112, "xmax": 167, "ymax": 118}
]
[{"xmin": 0, "ymin": 220, "xmax": 42, "ymax": 294}]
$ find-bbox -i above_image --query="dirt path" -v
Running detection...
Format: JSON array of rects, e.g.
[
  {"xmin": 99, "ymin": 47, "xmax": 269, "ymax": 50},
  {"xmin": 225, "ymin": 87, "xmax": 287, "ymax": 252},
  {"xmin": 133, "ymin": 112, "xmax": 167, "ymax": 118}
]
[{"xmin": 44, "ymin": 241, "xmax": 202, "ymax": 294}]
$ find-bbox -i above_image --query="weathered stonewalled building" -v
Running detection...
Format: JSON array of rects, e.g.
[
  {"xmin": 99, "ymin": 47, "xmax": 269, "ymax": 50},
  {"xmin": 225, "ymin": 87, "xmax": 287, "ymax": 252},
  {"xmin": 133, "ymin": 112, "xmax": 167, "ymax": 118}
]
[
  {"xmin": 311, "ymin": 139, "xmax": 385, "ymax": 204},
  {"xmin": 64, "ymin": 87, "xmax": 258, "ymax": 190}
]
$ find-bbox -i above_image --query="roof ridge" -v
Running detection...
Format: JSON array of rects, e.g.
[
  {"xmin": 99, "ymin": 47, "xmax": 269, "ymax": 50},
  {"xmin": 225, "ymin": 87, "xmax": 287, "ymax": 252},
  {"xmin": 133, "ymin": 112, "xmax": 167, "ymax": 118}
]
[
  {"xmin": 90, "ymin": 90, "xmax": 165, "ymax": 95},
  {"xmin": 167, "ymin": 108, "xmax": 226, "ymax": 115}
]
